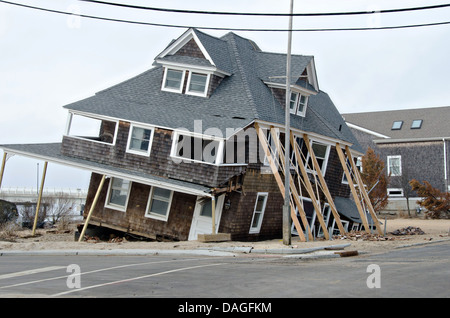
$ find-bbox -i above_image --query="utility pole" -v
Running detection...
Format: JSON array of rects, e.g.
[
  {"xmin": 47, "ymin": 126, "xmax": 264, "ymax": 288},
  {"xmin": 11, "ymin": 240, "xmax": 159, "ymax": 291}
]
[{"xmin": 283, "ymin": 0, "xmax": 294, "ymax": 245}]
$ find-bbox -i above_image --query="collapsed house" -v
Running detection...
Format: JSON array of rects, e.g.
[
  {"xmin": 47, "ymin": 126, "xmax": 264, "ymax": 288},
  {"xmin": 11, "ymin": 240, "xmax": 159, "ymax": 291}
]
[{"xmin": 0, "ymin": 28, "xmax": 381, "ymax": 242}]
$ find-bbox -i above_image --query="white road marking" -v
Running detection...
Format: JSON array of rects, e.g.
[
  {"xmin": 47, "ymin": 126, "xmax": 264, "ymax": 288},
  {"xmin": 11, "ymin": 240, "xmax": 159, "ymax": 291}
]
[
  {"xmin": 51, "ymin": 263, "xmax": 224, "ymax": 297},
  {"xmin": 0, "ymin": 266, "xmax": 66, "ymax": 280}
]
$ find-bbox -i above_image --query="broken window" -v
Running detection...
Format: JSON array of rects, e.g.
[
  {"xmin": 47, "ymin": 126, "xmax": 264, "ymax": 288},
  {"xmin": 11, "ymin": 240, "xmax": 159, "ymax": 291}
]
[
  {"xmin": 126, "ymin": 124, "xmax": 154, "ymax": 156},
  {"xmin": 145, "ymin": 187, "xmax": 173, "ymax": 221},
  {"xmin": 65, "ymin": 112, "xmax": 117, "ymax": 144},
  {"xmin": 249, "ymin": 192, "xmax": 268, "ymax": 234},
  {"xmin": 105, "ymin": 178, "xmax": 131, "ymax": 211},
  {"xmin": 172, "ymin": 132, "xmax": 222, "ymax": 164}
]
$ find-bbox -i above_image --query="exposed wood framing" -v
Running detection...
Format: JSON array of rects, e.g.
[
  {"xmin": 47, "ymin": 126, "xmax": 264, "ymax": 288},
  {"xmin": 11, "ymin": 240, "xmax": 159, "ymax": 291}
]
[
  {"xmin": 78, "ymin": 174, "xmax": 106, "ymax": 242},
  {"xmin": 302, "ymin": 134, "xmax": 346, "ymax": 235},
  {"xmin": 255, "ymin": 123, "xmax": 306, "ymax": 242},
  {"xmin": 271, "ymin": 127, "xmax": 314, "ymax": 240},
  {"xmin": 335, "ymin": 144, "xmax": 373, "ymax": 234},
  {"xmin": 32, "ymin": 161, "xmax": 48, "ymax": 236},
  {"xmin": 344, "ymin": 145, "xmax": 382, "ymax": 235}
]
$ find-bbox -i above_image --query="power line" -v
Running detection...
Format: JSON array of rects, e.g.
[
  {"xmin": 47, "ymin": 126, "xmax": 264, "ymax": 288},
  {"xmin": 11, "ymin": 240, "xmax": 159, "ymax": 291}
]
[
  {"xmin": 1, "ymin": 0, "xmax": 450, "ymax": 32},
  {"xmin": 79, "ymin": 0, "xmax": 450, "ymax": 17}
]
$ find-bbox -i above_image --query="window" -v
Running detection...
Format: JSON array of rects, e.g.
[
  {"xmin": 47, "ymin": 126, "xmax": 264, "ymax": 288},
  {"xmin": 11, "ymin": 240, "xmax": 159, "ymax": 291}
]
[
  {"xmin": 388, "ymin": 188, "xmax": 404, "ymax": 197},
  {"xmin": 145, "ymin": 187, "xmax": 173, "ymax": 221},
  {"xmin": 249, "ymin": 193, "xmax": 268, "ymax": 234},
  {"xmin": 172, "ymin": 132, "xmax": 223, "ymax": 164},
  {"xmin": 289, "ymin": 92, "xmax": 308, "ymax": 116},
  {"xmin": 66, "ymin": 112, "xmax": 117, "ymax": 144},
  {"xmin": 387, "ymin": 155, "xmax": 402, "ymax": 176},
  {"xmin": 391, "ymin": 121, "xmax": 403, "ymax": 130},
  {"xmin": 187, "ymin": 72, "xmax": 209, "ymax": 96},
  {"xmin": 305, "ymin": 141, "xmax": 330, "ymax": 175},
  {"xmin": 126, "ymin": 125, "xmax": 154, "ymax": 156},
  {"xmin": 411, "ymin": 119, "xmax": 423, "ymax": 129},
  {"xmin": 105, "ymin": 178, "xmax": 131, "ymax": 211},
  {"xmin": 162, "ymin": 68, "xmax": 185, "ymax": 93}
]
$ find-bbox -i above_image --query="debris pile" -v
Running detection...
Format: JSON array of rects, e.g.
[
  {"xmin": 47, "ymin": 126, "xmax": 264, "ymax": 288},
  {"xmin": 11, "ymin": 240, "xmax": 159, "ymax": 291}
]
[
  {"xmin": 334, "ymin": 231, "xmax": 394, "ymax": 241},
  {"xmin": 390, "ymin": 226, "xmax": 425, "ymax": 236}
]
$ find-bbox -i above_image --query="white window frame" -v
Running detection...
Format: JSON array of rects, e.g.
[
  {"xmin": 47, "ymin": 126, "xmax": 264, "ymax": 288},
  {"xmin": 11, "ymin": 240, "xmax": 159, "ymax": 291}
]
[
  {"xmin": 145, "ymin": 187, "xmax": 174, "ymax": 221},
  {"xmin": 289, "ymin": 91, "xmax": 308, "ymax": 117},
  {"xmin": 186, "ymin": 71, "xmax": 210, "ymax": 97},
  {"xmin": 105, "ymin": 177, "xmax": 132, "ymax": 212},
  {"xmin": 161, "ymin": 67, "xmax": 186, "ymax": 93},
  {"xmin": 387, "ymin": 155, "xmax": 402, "ymax": 176},
  {"xmin": 126, "ymin": 124, "xmax": 155, "ymax": 156},
  {"xmin": 171, "ymin": 131, "xmax": 224, "ymax": 165},
  {"xmin": 249, "ymin": 192, "xmax": 268, "ymax": 234},
  {"xmin": 387, "ymin": 188, "xmax": 404, "ymax": 197},
  {"xmin": 65, "ymin": 111, "xmax": 118, "ymax": 146},
  {"xmin": 305, "ymin": 140, "xmax": 331, "ymax": 176}
]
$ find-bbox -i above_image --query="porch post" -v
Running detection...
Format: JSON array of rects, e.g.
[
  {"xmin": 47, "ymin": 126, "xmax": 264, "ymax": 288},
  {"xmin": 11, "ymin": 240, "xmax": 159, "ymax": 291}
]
[
  {"xmin": 32, "ymin": 161, "xmax": 48, "ymax": 236},
  {"xmin": 78, "ymin": 174, "xmax": 106, "ymax": 242},
  {"xmin": 0, "ymin": 152, "xmax": 7, "ymax": 189},
  {"xmin": 211, "ymin": 196, "xmax": 216, "ymax": 234}
]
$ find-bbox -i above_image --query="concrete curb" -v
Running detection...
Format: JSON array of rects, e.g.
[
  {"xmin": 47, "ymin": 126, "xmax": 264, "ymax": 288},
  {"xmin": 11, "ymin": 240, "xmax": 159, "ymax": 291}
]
[{"xmin": 0, "ymin": 249, "xmax": 237, "ymax": 257}]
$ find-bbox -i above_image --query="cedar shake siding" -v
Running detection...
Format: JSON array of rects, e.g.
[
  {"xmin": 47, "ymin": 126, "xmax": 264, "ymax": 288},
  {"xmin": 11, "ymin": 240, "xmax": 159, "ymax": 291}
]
[
  {"xmin": 61, "ymin": 122, "xmax": 246, "ymax": 188},
  {"xmin": 85, "ymin": 173, "xmax": 197, "ymax": 241}
]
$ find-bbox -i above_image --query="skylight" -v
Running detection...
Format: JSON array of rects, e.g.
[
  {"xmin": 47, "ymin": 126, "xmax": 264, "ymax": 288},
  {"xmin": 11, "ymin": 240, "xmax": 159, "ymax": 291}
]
[
  {"xmin": 391, "ymin": 121, "xmax": 403, "ymax": 130},
  {"xmin": 411, "ymin": 119, "xmax": 423, "ymax": 129}
]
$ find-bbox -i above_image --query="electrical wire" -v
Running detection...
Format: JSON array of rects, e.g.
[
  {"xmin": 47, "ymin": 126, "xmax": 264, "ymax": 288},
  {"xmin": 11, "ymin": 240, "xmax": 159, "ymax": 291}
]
[
  {"xmin": 1, "ymin": 0, "xmax": 450, "ymax": 32},
  {"xmin": 79, "ymin": 0, "xmax": 450, "ymax": 17}
]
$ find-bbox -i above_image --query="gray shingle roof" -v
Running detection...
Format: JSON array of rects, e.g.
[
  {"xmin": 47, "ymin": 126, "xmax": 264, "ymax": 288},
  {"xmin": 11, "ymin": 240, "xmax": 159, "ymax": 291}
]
[
  {"xmin": 343, "ymin": 106, "xmax": 450, "ymax": 140},
  {"xmin": 64, "ymin": 28, "xmax": 361, "ymax": 151},
  {"xmin": 0, "ymin": 143, "xmax": 211, "ymax": 196}
]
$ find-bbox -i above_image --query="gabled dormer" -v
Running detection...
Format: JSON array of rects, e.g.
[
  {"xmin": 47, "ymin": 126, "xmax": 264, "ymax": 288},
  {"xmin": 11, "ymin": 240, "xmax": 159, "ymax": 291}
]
[
  {"xmin": 261, "ymin": 54, "xmax": 319, "ymax": 118},
  {"xmin": 153, "ymin": 28, "xmax": 232, "ymax": 98}
]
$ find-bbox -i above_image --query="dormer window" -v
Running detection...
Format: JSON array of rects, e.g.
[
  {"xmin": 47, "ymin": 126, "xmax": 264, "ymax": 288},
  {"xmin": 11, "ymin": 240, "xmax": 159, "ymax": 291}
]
[
  {"xmin": 162, "ymin": 68, "xmax": 185, "ymax": 93},
  {"xmin": 187, "ymin": 72, "xmax": 210, "ymax": 97},
  {"xmin": 289, "ymin": 92, "xmax": 308, "ymax": 117}
]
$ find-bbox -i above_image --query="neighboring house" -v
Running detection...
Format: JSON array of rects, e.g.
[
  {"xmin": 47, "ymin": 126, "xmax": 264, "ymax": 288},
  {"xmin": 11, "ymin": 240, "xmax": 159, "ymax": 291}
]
[
  {"xmin": 0, "ymin": 28, "xmax": 379, "ymax": 242},
  {"xmin": 343, "ymin": 106, "xmax": 450, "ymax": 214}
]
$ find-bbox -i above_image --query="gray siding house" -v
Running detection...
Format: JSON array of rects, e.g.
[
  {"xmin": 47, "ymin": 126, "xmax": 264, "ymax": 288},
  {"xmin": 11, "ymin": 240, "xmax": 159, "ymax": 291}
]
[
  {"xmin": 343, "ymin": 106, "xmax": 450, "ymax": 214},
  {"xmin": 1, "ymin": 28, "xmax": 379, "ymax": 241}
]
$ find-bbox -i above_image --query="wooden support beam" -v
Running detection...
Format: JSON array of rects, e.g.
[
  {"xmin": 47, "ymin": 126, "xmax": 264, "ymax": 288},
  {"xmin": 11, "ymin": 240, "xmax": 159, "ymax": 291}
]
[
  {"xmin": 0, "ymin": 152, "xmax": 7, "ymax": 189},
  {"xmin": 288, "ymin": 133, "xmax": 330, "ymax": 239},
  {"xmin": 335, "ymin": 144, "xmax": 371, "ymax": 233},
  {"xmin": 344, "ymin": 145, "xmax": 383, "ymax": 235},
  {"xmin": 302, "ymin": 135, "xmax": 346, "ymax": 235},
  {"xmin": 271, "ymin": 128, "xmax": 314, "ymax": 240},
  {"xmin": 78, "ymin": 174, "xmax": 106, "ymax": 242},
  {"xmin": 211, "ymin": 196, "xmax": 216, "ymax": 235},
  {"xmin": 32, "ymin": 161, "xmax": 48, "ymax": 236},
  {"xmin": 255, "ymin": 123, "xmax": 306, "ymax": 242}
]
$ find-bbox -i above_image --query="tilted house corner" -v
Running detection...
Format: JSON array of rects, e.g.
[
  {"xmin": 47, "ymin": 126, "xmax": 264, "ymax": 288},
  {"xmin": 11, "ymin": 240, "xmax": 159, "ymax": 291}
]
[{"xmin": 0, "ymin": 28, "xmax": 381, "ymax": 242}]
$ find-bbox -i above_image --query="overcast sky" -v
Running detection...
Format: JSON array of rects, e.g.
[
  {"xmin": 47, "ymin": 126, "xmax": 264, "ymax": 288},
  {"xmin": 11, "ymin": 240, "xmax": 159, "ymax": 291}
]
[{"xmin": 0, "ymin": 0, "xmax": 449, "ymax": 189}]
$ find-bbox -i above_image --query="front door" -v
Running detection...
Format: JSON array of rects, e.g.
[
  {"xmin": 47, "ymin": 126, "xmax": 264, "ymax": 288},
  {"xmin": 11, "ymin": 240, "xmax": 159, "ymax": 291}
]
[{"xmin": 188, "ymin": 195, "xmax": 225, "ymax": 241}]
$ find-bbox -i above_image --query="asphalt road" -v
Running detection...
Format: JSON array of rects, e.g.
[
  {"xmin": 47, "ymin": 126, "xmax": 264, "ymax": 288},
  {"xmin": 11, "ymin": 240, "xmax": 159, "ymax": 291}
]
[{"xmin": 0, "ymin": 241, "xmax": 448, "ymax": 301}]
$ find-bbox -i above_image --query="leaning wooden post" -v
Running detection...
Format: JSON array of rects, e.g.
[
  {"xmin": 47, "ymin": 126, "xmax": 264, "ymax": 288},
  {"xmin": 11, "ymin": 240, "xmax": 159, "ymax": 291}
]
[
  {"xmin": 0, "ymin": 152, "xmax": 7, "ymax": 189},
  {"xmin": 344, "ymin": 145, "xmax": 383, "ymax": 235},
  {"xmin": 335, "ymin": 144, "xmax": 371, "ymax": 233},
  {"xmin": 211, "ymin": 196, "xmax": 216, "ymax": 234},
  {"xmin": 32, "ymin": 161, "xmax": 48, "ymax": 236},
  {"xmin": 78, "ymin": 174, "xmax": 106, "ymax": 242}
]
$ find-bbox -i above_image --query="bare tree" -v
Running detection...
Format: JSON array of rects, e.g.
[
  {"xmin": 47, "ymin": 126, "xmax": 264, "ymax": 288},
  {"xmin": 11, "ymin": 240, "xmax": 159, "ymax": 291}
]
[{"xmin": 43, "ymin": 192, "xmax": 76, "ymax": 226}]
